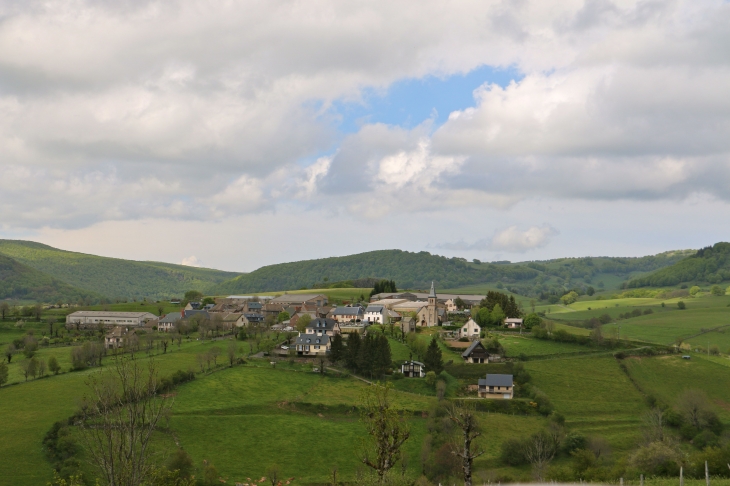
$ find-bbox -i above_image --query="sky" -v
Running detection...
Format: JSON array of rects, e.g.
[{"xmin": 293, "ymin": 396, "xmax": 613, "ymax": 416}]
[{"xmin": 1, "ymin": 0, "xmax": 730, "ymax": 272}]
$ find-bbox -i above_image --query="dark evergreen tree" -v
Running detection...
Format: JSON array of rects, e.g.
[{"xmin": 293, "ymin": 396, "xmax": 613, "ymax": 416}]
[
  {"xmin": 372, "ymin": 334, "xmax": 392, "ymax": 377},
  {"xmin": 423, "ymin": 336, "xmax": 443, "ymax": 374},
  {"xmin": 345, "ymin": 331, "xmax": 361, "ymax": 371},
  {"xmin": 357, "ymin": 334, "xmax": 374, "ymax": 377},
  {"xmin": 480, "ymin": 291, "xmax": 521, "ymax": 318},
  {"xmin": 330, "ymin": 333, "xmax": 345, "ymax": 363}
]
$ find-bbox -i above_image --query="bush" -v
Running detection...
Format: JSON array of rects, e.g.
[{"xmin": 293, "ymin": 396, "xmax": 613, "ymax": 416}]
[
  {"xmin": 562, "ymin": 432, "xmax": 587, "ymax": 453},
  {"xmin": 677, "ymin": 301, "xmax": 686, "ymax": 310},
  {"xmin": 500, "ymin": 437, "xmax": 527, "ymax": 466},
  {"xmin": 693, "ymin": 430, "xmax": 719, "ymax": 449}
]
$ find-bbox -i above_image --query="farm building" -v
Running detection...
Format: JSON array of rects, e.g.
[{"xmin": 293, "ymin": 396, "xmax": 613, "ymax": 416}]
[
  {"xmin": 505, "ymin": 318, "xmax": 523, "ymax": 329},
  {"xmin": 66, "ymin": 311, "xmax": 157, "ymax": 328}
]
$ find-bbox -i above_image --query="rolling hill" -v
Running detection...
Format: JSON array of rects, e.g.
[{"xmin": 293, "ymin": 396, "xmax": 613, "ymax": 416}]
[
  {"xmin": 0, "ymin": 253, "xmax": 101, "ymax": 303},
  {"xmin": 208, "ymin": 249, "xmax": 541, "ymax": 295},
  {"xmin": 0, "ymin": 240, "xmax": 239, "ymax": 301},
  {"xmin": 627, "ymin": 242, "xmax": 730, "ymax": 288}
]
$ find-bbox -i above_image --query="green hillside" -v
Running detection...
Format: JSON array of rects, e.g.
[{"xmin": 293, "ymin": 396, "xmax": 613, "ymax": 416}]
[
  {"xmin": 0, "ymin": 254, "xmax": 100, "ymax": 303},
  {"xmin": 209, "ymin": 249, "xmax": 541, "ymax": 294},
  {"xmin": 0, "ymin": 240, "xmax": 239, "ymax": 301},
  {"xmin": 627, "ymin": 242, "xmax": 730, "ymax": 288}
]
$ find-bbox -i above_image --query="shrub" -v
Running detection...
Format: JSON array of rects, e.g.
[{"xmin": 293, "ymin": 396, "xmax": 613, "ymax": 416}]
[
  {"xmin": 693, "ymin": 430, "xmax": 719, "ymax": 449},
  {"xmin": 677, "ymin": 301, "xmax": 686, "ymax": 310},
  {"xmin": 500, "ymin": 437, "xmax": 527, "ymax": 466},
  {"xmin": 562, "ymin": 432, "xmax": 587, "ymax": 453}
]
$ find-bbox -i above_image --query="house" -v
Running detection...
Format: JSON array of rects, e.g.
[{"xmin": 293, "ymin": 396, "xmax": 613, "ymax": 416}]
[
  {"xmin": 331, "ymin": 306, "xmax": 364, "ymax": 323},
  {"xmin": 399, "ymin": 316, "xmax": 416, "ymax": 333},
  {"xmin": 104, "ymin": 327, "xmax": 136, "ymax": 349},
  {"xmin": 270, "ymin": 294, "xmax": 328, "ymax": 307},
  {"xmin": 241, "ymin": 313, "xmax": 265, "ymax": 326},
  {"xmin": 294, "ymin": 333, "xmax": 331, "ymax": 356},
  {"xmin": 262, "ymin": 303, "xmax": 285, "ymax": 319},
  {"xmin": 363, "ymin": 305, "xmax": 387, "ymax": 324},
  {"xmin": 478, "ymin": 374, "xmax": 513, "ymax": 399},
  {"xmin": 184, "ymin": 302, "xmax": 202, "ymax": 311},
  {"xmin": 222, "ymin": 313, "xmax": 245, "ymax": 329},
  {"xmin": 66, "ymin": 311, "xmax": 157, "ymax": 329},
  {"xmin": 305, "ymin": 317, "xmax": 340, "ymax": 336},
  {"xmin": 400, "ymin": 360, "xmax": 426, "ymax": 378},
  {"xmin": 505, "ymin": 318, "xmax": 523, "ymax": 329},
  {"xmin": 158, "ymin": 312, "xmax": 182, "ymax": 332},
  {"xmin": 183, "ymin": 309, "xmax": 210, "ymax": 320},
  {"xmin": 459, "ymin": 318, "xmax": 481, "ymax": 340},
  {"xmin": 244, "ymin": 301, "xmax": 263, "ymax": 314},
  {"xmin": 461, "ymin": 340, "xmax": 496, "ymax": 364},
  {"xmin": 391, "ymin": 301, "xmax": 429, "ymax": 315}
]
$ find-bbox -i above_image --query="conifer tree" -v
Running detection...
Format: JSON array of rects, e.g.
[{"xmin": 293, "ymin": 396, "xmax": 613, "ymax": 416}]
[
  {"xmin": 423, "ymin": 336, "xmax": 443, "ymax": 374},
  {"xmin": 346, "ymin": 332, "xmax": 361, "ymax": 371},
  {"xmin": 330, "ymin": 333, "xmax": 345, "ymax": 363}
]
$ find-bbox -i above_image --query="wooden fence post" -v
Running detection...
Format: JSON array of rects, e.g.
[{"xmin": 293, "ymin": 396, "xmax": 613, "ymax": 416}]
[
  {"xmin": 680, "ymin": 466, "xmax": 684, "ymax": 486},
  {"xmin": 641, "ymin": 474, "xmax": 644, "ymax": 486},
  {"xmin": 706, "ymin": 460, "xmax": 710, "ymax": 486}
]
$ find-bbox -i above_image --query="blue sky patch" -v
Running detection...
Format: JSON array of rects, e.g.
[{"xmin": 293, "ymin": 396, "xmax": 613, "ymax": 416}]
[{"xmin": 332, "ymin": 64, "xmax": 522, "ymax": 134}]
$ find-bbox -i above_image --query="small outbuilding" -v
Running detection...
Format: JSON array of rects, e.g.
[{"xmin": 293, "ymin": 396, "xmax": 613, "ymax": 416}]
[
  {"xmin": 478, "ymin": 374, "xmax": 513, "ymax": 399},
  {"xmin": 504, "ymin": 318, "xmax": 523, "ymax": 329}
]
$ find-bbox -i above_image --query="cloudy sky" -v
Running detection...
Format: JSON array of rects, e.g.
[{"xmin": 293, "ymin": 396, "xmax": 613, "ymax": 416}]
[{"xmin": 2, "ymin": 0, "xmax": 730, "ymax": 271}]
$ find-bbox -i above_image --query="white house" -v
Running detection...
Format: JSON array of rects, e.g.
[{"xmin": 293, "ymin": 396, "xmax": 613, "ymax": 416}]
[
  {"xmin": 363, "ymin": 304, "xmax": 387, "ymax": 324},
  {"xmin": 459, "ymin": 318, "xmax": 481, "ymax": 340}
]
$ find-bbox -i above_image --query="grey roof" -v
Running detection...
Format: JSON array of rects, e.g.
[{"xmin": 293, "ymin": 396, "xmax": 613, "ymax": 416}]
[
  {"xmin": 483, "ymin": 374, "xmax": 513, "ymax": 387},
  {"xmin": 244, "ymin": 313, "xmax": 264, "ymax": 321},
  {"xmin": 462, "ymin": 340, "xmax": 487, "ymax": 358},
  {"xmin": 332, "ymin": 307, "xmax": 363, "ymax": 316},
  {"xmin": 402, "ymin": 360, "xmax": 424, "ymax": 367},
  {"xmin": 306, "ymin": 317, "xmax": 337, "ymax": 330},
  {"xmin": 365, "ymin": 305, "xmax": 385, "ymax": 313},
  {"xmin": 67, "ymin": 311, "xmax": 156, "ymax": 318},
  {"xmin": 184, "ymin": 310, "xmax": 210, "ymax": 319},
  {"xmin": 270, "ymin": 294, "xmax": 327, "ymax": 304},
  {"xmin": 159, "ymin": 313, "xmax": 182, "ymax": 324},
  {"xmin": 247, "ymin": 302, "xmax": 262, "ymax": 309},
  {"xmin": 295, "ymin": 334, "xmax": 330, "ymax": 345},
  {"xmin": 429, "ymin": 282, "xmax": 436, "ymax": 298}
]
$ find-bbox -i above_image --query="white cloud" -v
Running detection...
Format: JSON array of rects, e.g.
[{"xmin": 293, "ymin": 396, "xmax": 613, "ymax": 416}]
[
  {"xmin": 488, "ymin": 225, "xmax": 559, "ymax": 253},
  {"xmin": 181, "ymin": 255, "xmax": 203, "ymax": 267}
]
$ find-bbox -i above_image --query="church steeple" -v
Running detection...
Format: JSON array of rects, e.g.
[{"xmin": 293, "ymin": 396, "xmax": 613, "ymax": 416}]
[{"xmin": 429, "ymin": 281, "xmax": 436, "ymax": 299}]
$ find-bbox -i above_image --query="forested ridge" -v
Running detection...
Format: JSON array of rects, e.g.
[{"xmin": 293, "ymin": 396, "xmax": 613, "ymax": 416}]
[
  {"xmin": 627, "ymin": 242, "xmax": 730, "ymax": 287},
  {"xmin": 0, "ymin": 254, "xmax": 101, "ymax": 302},
  {"xmin": 0, "ymin": 240, "xmax": 239, "ymax": 301},
  {"xmin": 209, "ymin": 250, "xmax": 541, "ymax": 294}
]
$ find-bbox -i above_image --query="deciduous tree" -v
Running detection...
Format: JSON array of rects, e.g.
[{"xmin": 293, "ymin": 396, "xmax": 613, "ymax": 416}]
[
  {"xmin": 448, "ymin": 402, "xmax": 485, "ymax": 486},
  {"xmin": 360, "ymin": 383, "xmax": 410, "ymax": 483},
  {"xmin": 79, "ymin": 357, "xmax": 173, "ymax": 486}
]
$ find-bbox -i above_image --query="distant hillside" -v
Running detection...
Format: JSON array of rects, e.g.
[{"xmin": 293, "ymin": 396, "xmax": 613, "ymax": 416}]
[
  {"xmin": 0, "ymin": 240, "xmax": 240, "ymax": 301},
  {"xmin": 627, "ymin": 242, "xmax": 730, "ymax": 288},
  {"xmin": 0, "ymin": 254, "xmax": 101, "ymax": 303},
  {"xmin": 209, "ymin": 250, "xmax": 541, "ymax": 295}
]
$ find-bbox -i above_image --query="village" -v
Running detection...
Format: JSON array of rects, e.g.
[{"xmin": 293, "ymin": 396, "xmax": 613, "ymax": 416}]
[{"xmin": 64, "ymin": 283, "xmax": 520, "ymax": 400}]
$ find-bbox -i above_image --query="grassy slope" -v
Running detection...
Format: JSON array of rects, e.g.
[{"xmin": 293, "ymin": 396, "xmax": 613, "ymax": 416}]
[
  {"xmin": 624, "ymin": 354, "xmax": 730, "ymax": 421},
  {"xmin": 525, "ymin": 356, "xmax": 648, "ymax": 451},
  {"xmin": 0, "ymin": 240, "xmax": 239, "ymax": 301}
]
